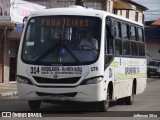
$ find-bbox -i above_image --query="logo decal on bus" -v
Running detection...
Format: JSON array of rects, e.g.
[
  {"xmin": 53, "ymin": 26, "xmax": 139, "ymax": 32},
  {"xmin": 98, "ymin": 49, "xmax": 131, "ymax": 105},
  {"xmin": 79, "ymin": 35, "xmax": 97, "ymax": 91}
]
[
  {"xmin": 53, "ymin": 74, "xmax": 58, "ymax": 79},
  {"xmin": 109, "ymin": 68, "xmax": 113, "ymax": 78}
]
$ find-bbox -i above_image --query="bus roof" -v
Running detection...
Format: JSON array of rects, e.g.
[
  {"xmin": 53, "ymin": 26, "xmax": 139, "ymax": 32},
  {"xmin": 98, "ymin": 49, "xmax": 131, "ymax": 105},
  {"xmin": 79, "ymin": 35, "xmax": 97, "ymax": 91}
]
[{"xmin": 29, "ymin": 6, "xmax": 143, "ymax": 26}]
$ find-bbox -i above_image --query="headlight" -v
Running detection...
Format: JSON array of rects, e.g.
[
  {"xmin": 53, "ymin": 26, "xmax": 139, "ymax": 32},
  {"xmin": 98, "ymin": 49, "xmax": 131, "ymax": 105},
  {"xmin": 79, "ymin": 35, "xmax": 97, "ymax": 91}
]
[
  {"xmin": 16, "ymin": 76, "xmax": 33, "ymax": 85},
  {"xmin": 80, "ymin": 76, "xmax": 103, "ymax": 85},
  {"xmin": 157, "ymin": 68, "xmax": 160, "ymax": 72}
]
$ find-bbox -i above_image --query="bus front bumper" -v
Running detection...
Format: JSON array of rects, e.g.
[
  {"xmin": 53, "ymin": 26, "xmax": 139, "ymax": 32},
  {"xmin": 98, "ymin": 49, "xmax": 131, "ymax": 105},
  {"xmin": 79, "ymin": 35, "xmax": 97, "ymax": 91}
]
[{"xmin": 17, "ymin": 82, "xmax": 106, "ymax": 102}]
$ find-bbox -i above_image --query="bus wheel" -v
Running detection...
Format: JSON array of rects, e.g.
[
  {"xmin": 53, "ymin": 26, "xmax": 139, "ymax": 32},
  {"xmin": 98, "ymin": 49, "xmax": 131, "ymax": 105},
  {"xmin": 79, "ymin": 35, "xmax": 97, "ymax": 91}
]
[
  {"xmin": 99, "ymin": 88, "xmax": 110, "ymax": 112},
  {"xmin": 117, "ymin": 98, "xmax": 124, "ymax": 105},
  {"xmin": 28, "ymin": 100, "xmax": 41, "ymax": 110},
  {"xmin": 124, "ymin": 85, "xmax": 134, "ymax": 105}
]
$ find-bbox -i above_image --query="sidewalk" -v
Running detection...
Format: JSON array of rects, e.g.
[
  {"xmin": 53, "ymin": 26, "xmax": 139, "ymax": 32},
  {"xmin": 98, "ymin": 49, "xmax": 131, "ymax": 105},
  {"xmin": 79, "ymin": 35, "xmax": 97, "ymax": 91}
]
[{"xmin": 0, "ymin": 83, "xmax": 18, "ymax": 98}]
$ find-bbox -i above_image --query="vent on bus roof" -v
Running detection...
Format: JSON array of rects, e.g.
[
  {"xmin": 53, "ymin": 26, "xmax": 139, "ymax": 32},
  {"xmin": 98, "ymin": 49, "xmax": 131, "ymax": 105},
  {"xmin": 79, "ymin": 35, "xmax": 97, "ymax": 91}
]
[{"xmin": 69, "ymin": 5, "xmax": 84, "ymax": 8}]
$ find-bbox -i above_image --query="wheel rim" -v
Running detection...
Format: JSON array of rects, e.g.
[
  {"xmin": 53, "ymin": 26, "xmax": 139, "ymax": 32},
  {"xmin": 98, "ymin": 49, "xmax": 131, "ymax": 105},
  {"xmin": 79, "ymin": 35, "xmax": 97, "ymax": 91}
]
[
  {"xmin": 106, "ymin": 89, "xmax": 110, "ymax": 108},
  {"xmin": 131, "ymin": 87, "xmax": 134, "ymax": 102}
]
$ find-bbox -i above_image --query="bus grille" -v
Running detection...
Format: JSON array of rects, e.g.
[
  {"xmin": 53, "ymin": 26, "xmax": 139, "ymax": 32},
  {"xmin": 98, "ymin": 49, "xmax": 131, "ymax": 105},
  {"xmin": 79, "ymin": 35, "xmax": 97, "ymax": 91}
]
[
  {"xmin": 33, "ymin": 76, "xmax": 80, "ymax": 84},
  {"xmin": 36, "ymin": 92, "xmax": 77, "ymax": 97}
]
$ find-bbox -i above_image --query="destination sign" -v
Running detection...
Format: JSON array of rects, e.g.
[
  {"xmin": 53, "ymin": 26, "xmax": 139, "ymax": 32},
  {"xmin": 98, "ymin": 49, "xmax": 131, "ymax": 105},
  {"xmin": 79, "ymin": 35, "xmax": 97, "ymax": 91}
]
[
  {"xmin": 40, "ymin": 18, "xmax": 89, "ymax": 27},
  {"xmin": 30, "ymin": 66, "xmax": 83, "ymax": 75}
]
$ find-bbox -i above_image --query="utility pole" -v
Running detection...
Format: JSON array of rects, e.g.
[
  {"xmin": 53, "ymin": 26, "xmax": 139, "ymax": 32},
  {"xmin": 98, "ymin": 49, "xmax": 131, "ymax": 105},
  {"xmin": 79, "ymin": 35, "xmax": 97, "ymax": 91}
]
[{"xmin": 75, "ymin": 0, "xmax": 84, "ymax": 6}]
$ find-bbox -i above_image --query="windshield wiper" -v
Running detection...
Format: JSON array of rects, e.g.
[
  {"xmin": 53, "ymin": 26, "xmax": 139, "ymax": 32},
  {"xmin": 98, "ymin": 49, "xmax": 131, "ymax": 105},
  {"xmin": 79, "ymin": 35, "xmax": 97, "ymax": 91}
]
[
  {"xmin": 34, "ymin": 44, "xmax": 58, "ymax": 63},
  {"xmin": 60, "ymin": 42, "xmax": 81, "ymax": 65},
  {"xmin": 34, "ymin": 18, "xmax": 81, "ymax": 64},
  {"xmin": 57, "ymin": 18, "xmax": 81, "ymax": 64}
]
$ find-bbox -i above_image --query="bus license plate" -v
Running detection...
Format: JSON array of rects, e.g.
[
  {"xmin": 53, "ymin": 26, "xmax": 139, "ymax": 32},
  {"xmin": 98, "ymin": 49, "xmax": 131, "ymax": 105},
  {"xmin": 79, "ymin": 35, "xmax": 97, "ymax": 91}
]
[{"xmin": 49, "ymin": 96, "xmax": 65, "ymax": 101}]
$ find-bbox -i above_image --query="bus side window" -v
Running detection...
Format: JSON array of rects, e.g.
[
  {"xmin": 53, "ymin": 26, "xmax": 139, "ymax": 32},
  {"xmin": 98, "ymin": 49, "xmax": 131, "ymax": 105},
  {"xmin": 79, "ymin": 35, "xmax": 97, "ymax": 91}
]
[
  {"xmin": 122, "ymin": 23, "xmax": 130, "ymax": 56},
  {"xmin": 131, "ymin": 42, "xmax": 138, "ymax": 56},
  {"xmin": 137, "ymin": 28, "xmax": 145, "ymax": 56},
  {"xmin": 130, "ymin": 26, "xmax": 136, "ymax": 40},
  {"xmin": 138, "ymin": 43, "xmax": 145, "ymax": 56},
  {"xmin": 105, "ymin": 33, "xmax": 114, "ymax": 55},
  {"xmin": 137, "ymin": 28, "xmax": 144, "ymax": 42},
  {"xmin": 105, "ymin": 17, "xmax": 114, "ymax": 65},
  {"xmin": 123, "ymin": 41, "xmax": 131, "ymax": 55},
  {"xmin": 105, "ymin": 18, "xmax": 114, "ymax": 55},
  {"xmin": 114, "ymin": 21, "xmax": 122, "ymax": 56},
  {"xmin": 115, "ymin": 40, "xmax": 122, "ymax": 55}
]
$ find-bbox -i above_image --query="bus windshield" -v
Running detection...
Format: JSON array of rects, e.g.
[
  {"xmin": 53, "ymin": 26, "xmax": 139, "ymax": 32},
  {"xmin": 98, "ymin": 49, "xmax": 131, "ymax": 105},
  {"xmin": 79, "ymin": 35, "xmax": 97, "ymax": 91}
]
[{"xmin": 22, "ymin": 16, "xmax": 101, "ymax": 65}]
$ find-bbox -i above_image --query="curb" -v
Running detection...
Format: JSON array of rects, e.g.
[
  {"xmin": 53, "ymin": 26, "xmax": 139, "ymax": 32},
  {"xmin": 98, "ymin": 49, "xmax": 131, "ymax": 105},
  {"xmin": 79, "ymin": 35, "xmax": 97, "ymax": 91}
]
[{"xmin": 0, "ymin": 91, "xmax": 18, "ymax": 98}]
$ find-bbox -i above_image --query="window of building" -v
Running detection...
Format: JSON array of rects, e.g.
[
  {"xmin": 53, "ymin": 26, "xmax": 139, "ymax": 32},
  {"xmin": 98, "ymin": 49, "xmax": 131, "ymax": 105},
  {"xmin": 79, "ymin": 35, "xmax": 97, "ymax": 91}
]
[
  {"xmin": 142, "ymin": 14, "xmax": 144, "ymax": 24},
  {"xmin": 107, "ymin": 1, "xmax": 111, "ymax": 12},
  {"xmin": 126, "ymin": 10, "xmax": 129, "ymax": 19},
  {"xmin": 84, "ymin": 2, "xmax": 101, "ymax": 10},
  {"xmin": 114, "ymin": 9, "xmax": 118, "ymax": 15},
  {"xmin": 135, "ymin": 12, "xmax": 138, "ymax": 22},
  {"xmin": 120, "ymin": 10, "xmax": 122, "ymax": 16}
]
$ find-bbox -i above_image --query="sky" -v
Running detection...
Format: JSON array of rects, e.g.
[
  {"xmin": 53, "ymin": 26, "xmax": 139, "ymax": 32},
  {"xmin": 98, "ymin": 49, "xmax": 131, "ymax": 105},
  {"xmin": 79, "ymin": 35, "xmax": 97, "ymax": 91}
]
[{"xmin": 132, "ymin": 0, "xmax": 160, "ymax": 21}]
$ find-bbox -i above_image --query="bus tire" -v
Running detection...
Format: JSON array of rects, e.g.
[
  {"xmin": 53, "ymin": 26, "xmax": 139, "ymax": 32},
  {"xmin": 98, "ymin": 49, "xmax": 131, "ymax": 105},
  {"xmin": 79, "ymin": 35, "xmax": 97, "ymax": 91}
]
[
  {"xmin": 117, "ymin": 98, "xmax": 124, "ymax": 105},
  {"xmin": 124, "ymin": 85, "xmax": 134, "ymax": 105},
  {"xmin": 28, "ymin": 100, "xmax": 41, "ymax": 110},
  {"xmin": 99, "ymin": 88, "xmax": 110, "ymax": 112}
]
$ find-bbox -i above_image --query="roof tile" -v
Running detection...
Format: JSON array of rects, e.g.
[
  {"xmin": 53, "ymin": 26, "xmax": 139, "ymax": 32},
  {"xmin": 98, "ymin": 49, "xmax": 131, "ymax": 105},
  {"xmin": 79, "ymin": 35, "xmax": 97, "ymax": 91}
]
[{"xmin": 152, "ymin": 18, "xmax": 160, "ymax": 26}]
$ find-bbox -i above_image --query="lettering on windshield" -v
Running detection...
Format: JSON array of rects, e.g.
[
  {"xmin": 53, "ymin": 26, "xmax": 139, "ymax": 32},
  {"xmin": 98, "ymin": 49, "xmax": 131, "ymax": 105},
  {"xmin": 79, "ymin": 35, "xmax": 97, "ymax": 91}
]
[{"xmin": 41, "ymin": 18, "xmax": 89, "ymax": 27}]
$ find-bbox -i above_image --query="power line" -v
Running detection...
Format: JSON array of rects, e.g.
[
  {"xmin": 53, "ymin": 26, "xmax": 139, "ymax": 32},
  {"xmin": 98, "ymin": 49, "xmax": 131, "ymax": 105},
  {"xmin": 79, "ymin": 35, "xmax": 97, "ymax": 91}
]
[
  {"xmin": 147, "ymin": 9, "xmax": 160, "ymax": 12},
  {"xmin": 145, "ymin": 13, "xmax": 160, "ymax": 15}
]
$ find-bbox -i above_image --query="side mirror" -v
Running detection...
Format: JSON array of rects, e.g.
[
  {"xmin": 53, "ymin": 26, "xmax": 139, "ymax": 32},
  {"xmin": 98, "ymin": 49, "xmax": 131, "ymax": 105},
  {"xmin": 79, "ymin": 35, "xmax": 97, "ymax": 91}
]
[
  {"xmin": 106, "ymin": 18, "xmax": 114, "ymax": 39},
  {"xmin": 22, "ymin": 16, "xmax": 28, "ymax": 29}
]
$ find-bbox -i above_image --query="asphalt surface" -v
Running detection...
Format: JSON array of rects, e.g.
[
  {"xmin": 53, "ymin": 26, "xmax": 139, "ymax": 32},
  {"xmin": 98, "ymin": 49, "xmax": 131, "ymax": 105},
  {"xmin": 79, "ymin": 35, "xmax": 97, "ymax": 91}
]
[{"xmin": 0, "ymin": 77, "xmax": 160, "ymax": 119}]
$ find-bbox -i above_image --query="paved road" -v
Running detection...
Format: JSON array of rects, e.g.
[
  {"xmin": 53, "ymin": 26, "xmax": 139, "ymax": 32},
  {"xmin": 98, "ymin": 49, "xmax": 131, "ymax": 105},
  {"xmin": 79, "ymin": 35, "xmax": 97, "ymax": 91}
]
[{"xmin": 0, "ymin": 78, "xmax": 160, "ymax": 118}]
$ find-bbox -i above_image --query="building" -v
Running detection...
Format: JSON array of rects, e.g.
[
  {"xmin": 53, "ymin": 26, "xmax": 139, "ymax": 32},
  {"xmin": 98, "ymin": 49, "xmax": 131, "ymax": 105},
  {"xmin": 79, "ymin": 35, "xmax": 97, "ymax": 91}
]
[
  {"xmin": 0, "ymin": 0, "xmax": 15, "ymax": 83},
  {"xmin": 0, "ymin": 0, "xmax": 49, "ymax": 83},
  {"xmin": 55, "ymin": 0, "xmax": 147, "ymax": 24},
  {"xmin": 145, "ymin": 18, "xmax": 160, "ymax": 61},
  {"xmin": 0, "ymin": 0, "xmax": 147, "ymax": 83}
]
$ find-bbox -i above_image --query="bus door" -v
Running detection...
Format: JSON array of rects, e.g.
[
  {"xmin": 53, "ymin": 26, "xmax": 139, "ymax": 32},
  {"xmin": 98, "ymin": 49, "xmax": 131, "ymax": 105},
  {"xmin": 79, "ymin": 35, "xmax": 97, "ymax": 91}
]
[{"xmin": 104, "ymin": 17, "xmax": 114, "ymax": 90}]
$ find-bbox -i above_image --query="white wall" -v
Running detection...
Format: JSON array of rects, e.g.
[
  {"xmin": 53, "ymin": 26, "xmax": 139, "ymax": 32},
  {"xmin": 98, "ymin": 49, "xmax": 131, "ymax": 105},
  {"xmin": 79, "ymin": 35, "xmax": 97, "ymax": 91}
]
[{"xmin": 146, "ymin": 44, "xmax": 160, "ymax": 60}]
